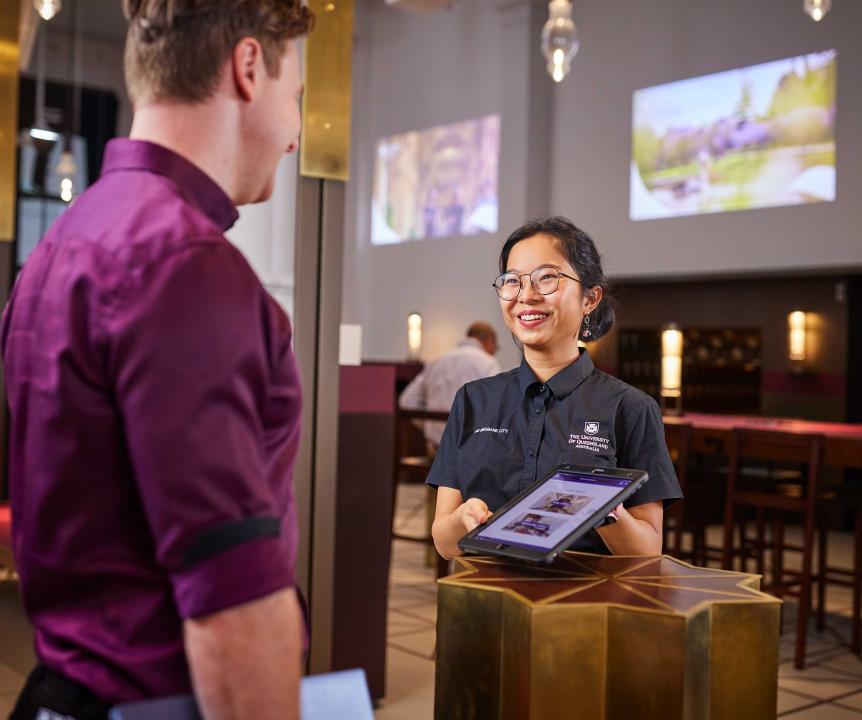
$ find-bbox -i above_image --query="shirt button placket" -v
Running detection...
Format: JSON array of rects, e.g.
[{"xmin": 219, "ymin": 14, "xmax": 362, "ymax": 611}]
[{"xmin": 523, "ymin": 392, "xmax": 546, "ymax": 483}]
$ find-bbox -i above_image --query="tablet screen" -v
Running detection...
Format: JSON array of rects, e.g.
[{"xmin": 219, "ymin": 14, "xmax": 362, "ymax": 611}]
[{"xmin": 475, "ymin": 471, "xmax": 635, "ymax": 551}]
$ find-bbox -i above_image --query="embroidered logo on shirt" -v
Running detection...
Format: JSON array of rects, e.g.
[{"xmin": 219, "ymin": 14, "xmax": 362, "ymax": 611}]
[
  {"xmin": 473, "ymin": 427, "xmax": 509, "ymax": 435},
  {"xmin": 570, "ymin": 421, "xmax": 610, "ymax": 452}
]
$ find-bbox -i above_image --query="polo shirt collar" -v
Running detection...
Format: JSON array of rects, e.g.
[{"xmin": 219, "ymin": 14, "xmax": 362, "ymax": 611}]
[
  {"xmin": 517, "ymin": 349, "xmax": 595, "ymax": 398},
  {"xmin": 100, "ymin": 138, "xmax": 239, "ymax": 232}
]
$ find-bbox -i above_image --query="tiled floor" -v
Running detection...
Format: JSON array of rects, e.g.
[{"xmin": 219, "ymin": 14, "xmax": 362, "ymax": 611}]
[
  {"xmin": 376, "ymin": 484, "xmax": 862, "ymax": 719},
  {"xmin": 2, "ymin": 488, "xmax": 862, "ymax": 719}
]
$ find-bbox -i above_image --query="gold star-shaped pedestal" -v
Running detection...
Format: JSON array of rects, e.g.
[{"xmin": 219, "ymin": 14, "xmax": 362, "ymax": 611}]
[{"xmin": 434, "ymin": 553, "xmax": 781, "ymax": 720}]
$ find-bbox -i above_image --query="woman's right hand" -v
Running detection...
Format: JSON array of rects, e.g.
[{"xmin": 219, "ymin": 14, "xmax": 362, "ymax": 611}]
[
  {"xmin": 454, "ymin": 498, "xmax": 492, "ymax": 533},
  {"xmin": 433, "ymin": 488, "xmax": 493, "ymax": 560}
]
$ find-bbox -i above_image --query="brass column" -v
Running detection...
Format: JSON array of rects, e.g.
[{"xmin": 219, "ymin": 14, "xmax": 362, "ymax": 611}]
[
  {"xmin": 0, "ymin": 0, "xmax": 21, "ymax": 498},
  {"xmin": 292, "ymin": 0, "xmax": 353, "ymax": 675}
]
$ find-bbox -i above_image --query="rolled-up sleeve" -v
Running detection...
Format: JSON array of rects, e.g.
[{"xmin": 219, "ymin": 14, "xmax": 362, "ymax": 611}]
[{"xmin": 104, "ymin": 240, "xmax": 295, "ymax": 619}]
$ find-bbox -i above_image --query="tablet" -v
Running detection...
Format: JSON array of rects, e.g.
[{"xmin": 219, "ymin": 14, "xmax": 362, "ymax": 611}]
[{"xmin": 457, "ymin": 464, "xmax": 649, "ymax": 563}]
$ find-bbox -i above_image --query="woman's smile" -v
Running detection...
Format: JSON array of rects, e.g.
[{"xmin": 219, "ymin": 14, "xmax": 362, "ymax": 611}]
[{"xmin": 516, "ymin": 309, "xmax": 550, "ymax": 329}]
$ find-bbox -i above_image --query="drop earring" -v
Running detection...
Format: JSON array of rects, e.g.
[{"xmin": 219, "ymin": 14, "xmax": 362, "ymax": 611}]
[{"xmin": 582, "ymin": 314, "xmax": 592, "ymax": 339}]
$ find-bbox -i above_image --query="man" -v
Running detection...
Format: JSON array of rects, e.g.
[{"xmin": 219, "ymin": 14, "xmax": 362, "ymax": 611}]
[
  {"xmin": 3, "ymin": 2, "xmax": 313, "ymax": 718},
  {"xmin": 400, "ymin": 321, "xmax": 502, "ymax": 448}
]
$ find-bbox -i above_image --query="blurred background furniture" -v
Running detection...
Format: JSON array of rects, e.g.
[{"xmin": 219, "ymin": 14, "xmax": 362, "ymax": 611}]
[
  {"xmin": 721, "ymin": 428, "xmax": 822, "ymax": 669},
  {"xmin": 393, "ymin": 407, "xmax": 450, "ymax": 579}
]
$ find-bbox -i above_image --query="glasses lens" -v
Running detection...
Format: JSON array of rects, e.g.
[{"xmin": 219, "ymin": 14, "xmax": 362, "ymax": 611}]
[
  {"xmin": 531, "ymin": 268, "xmax": 561, "ymax": 295},
  {"xmin": 494, "ymin": 273, "xmax": 521, "ymax": 300}
]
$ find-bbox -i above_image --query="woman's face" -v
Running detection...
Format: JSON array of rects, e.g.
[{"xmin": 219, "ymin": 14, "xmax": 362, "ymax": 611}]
[{"xmin": 499, "ymin": 233, "xmax": 598, "ymax": 354}]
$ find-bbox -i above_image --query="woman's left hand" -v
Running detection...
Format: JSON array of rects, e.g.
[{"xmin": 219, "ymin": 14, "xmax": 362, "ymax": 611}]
[{"xmin": 595, "ymin": 501, "xmax": 663, "ymax": 555}]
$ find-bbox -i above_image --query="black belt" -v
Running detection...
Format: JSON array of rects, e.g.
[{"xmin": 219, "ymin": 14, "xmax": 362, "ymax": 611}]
[{"xmin": 11, "ymin": 665, "xmax": 111, "ymax": 720}]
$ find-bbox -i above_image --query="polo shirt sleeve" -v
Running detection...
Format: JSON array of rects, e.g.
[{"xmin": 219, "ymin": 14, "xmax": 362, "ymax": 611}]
[
  {"xmin": 104, "ymin": 241, "xmax": 295, "ymax": 619},
  {"xmin": 615, "ymin": 392, "xmax": 683, "ymax": 509},
  {"xmin": 425, "ymin": 385, "xmax": 464, "ymax": 492}
]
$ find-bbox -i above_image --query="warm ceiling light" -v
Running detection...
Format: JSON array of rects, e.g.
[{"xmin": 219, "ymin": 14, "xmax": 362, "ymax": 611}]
[
  {"xmin": 57, "ymin": 149, "xmax": 78, "ymax": 203},
  {"xmin": 34, "ymin": 0, "xmax": 62, "ymax": 21},
  {"xmin": 803, "ymin": 0, "xmax": 831, "ymax": 21}
]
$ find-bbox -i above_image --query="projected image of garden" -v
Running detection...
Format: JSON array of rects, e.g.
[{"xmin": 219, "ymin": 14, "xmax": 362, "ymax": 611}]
[
  {"xmin": 630, "ymin": 50, "xmax": 836, "ymax": 221},
  {"xmin": 371, "ymin": 114, "xmax": 500, "ymax": 245}
]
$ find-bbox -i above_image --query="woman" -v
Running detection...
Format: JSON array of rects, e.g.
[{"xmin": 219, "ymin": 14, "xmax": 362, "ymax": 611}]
[{"xmin": 428, "ymin": 216, "xmax": 682, "ymax": 559}]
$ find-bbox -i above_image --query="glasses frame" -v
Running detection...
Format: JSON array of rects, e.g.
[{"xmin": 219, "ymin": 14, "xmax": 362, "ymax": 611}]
[{"xmin": 492, "ymin": 266, "xmax": 583, "ymax": 301}]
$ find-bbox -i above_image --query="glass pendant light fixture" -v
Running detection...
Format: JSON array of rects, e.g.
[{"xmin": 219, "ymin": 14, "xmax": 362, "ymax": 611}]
[
  {"xmin": 803, "ymin": 0, "xmax": 831, "ymax": 21},
  {"xmin": 541, "ymin": 0, "xmax": 579, "ymax": 83},
  {"xmin": 34, "ymin": 0, "xmax": 62, "ymax": 20},
  {"xmin": 58, "ymin": 0, "xmax": 82, "ymax": 203},
  {"xmin": 57, "ymin": 149, "xmax": 77, "ymax": 202}
]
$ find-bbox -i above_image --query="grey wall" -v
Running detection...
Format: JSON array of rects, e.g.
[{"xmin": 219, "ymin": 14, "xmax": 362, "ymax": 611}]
[
  {"xmin": 344, "ymin": 0, "xmax": 552, "ymax": 371},
  {"xmin": 551, "ymin": 0, "xmax": 862, "ymax": 279},
  {"xmin": 345, "ymin": 0, "xmax": 862, "ymax": 369}
]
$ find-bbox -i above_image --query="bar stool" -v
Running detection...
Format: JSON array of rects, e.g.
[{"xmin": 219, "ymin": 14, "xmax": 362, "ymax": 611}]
[
  {"xmin": 816, "ymin": 484, "xmax": 862, "ymax": 653},
  {"xmin": 662, "ymin": 422, "xmax": 692, "ymax": 560},
  {"xmin": 663, "ymin": 423, "xmax": 723, "ymax": 566},
  {"xmin": 722, "ymin": 428, "xmax": 823, "ymax": 669},
  {"xmin": 392, "ymin": 408, "xmax": 450, "ymax": 578}
]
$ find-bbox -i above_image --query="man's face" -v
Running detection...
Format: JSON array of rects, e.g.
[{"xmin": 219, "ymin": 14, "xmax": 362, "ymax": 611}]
[{"xmin": 244, "ymin": 41, "xmax": 304, "ymax": 203}]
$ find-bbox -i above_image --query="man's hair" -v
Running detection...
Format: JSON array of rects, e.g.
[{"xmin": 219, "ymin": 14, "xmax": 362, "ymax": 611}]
[
  {"xmin": 123, "ymin": 0, "xmax": 314, "ymax": 104},
  {"xmin": 467, "ymin": 322, "xmax": 496, "ymax": 344}
]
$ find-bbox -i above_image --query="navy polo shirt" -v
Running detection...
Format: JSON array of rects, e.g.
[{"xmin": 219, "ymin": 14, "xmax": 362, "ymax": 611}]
[{"xmin": 426, "ymin": 350, "xmax": 682, "ymax": 553}]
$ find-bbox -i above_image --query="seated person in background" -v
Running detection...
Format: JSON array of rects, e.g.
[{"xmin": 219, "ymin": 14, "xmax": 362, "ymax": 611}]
[
  {"xmin": 399, "ymin": 321, "xmax": 502, "ymax": 451},
  {"xmin": 428, "ymin": 217, "xmax": 683, "ymax": 560}
]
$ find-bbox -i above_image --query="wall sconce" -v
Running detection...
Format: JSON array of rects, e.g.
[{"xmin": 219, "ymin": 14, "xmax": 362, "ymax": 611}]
[
  {"xmin": 407, "ymin": 312, "xmax": 422, "ymax": 361},
  {"xmin": 660, "ymin": 324, "xmax": 683, "ymax": 415},
  {"xmin": 788, "ymin": 310, "xmax": 807, "ymax": 371}
]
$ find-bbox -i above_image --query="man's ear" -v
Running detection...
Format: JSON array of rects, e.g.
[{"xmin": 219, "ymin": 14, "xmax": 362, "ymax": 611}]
[{"xmin": 232, "ymin": 37, "xmax": 264, "ymax": 102}]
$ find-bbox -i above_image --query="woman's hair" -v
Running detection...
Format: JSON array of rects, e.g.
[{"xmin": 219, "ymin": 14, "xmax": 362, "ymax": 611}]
[
  {"xmin": 122, "ymin": 0, "xmax": 314, "ymax": 104},
  {"xmin": 498, "ymin": 216, "xmax": 616, "ymax": 342}
]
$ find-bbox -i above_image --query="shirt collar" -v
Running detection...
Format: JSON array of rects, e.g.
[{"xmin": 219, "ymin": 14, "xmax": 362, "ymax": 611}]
[
  {"xmin": 517, "ymin": 349, "xmax": 595, "ymax": 398},
  {"xmin": 100, "ymin": 138, "xmax": 239, "ymax": 232},
  {"xmin": 457, "ymin": 337, "xmax": 484, "ymax": 351}
]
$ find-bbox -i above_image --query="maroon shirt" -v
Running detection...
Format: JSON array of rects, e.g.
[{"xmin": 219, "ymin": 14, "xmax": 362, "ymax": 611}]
[{"xmin": 1, "ymin": 139, "xmax": 302, "ymax": 703}]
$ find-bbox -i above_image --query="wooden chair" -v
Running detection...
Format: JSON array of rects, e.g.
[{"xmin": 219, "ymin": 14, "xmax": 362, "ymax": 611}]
[
  {"xmin": 816, "ymin": 484, "xmax": 862, "ymax": 654},
  {"xmin": 392, "ymin": 408, "xmax": 450, "ymax": 578},
  {"xmin": 662, "ymin": 423, "xmax": 692, "ymax": 560},
  {"xmin": 663, "ymin": 423, "xmax": 723, "ymax": 566},
  {"xmin": 722, "ymin": 428, "xmax": 823, "ymax": 669}
]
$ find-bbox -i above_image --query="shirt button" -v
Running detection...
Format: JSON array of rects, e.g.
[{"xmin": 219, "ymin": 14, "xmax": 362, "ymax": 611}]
[
  {"xmin": 529, "ymin": 449, "xmax": 535, "ymax": 457},
  {"xmin": 540, "ymin": 385, "xmax": 546, "ymax": 392},
  {"xmin": 535, "ymin": 407, "xmax": 543, "ymax": 415}
]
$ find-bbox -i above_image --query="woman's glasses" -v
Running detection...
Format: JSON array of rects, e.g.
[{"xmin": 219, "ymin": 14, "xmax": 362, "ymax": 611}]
[{"xmin": 492, "ymin": 266, "xmax": 582, "ymax": 301}]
